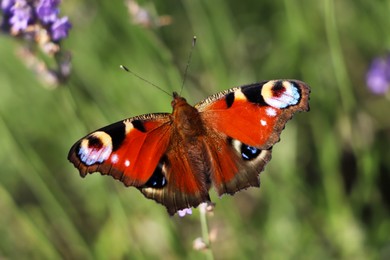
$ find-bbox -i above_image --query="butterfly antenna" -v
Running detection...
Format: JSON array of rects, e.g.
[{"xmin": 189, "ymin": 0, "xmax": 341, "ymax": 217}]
[
  {"xmin": 120, "ymin": 65, "xmax": 172, "ymax": 96},
  {"xmin": 179, "ymin": 36, "xmax": 197, "ymax": 95}
]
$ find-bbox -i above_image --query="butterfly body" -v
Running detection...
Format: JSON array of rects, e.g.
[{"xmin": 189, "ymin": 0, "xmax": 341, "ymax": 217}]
[{"xmin": 68, "ymin": 80, "xmax": 310, "ymax": 215}]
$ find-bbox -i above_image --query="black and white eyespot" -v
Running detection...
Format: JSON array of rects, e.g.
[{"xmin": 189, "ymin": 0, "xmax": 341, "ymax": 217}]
[
  {"xmin": 78, "ymin": 131, "xmax": 113, "ymax": 166},
  {"xmin": 261, "ymin": 81, "xmax": 300, "ymax": 108},
  {"xmin": 231, "ymin": 139, "xmax": 261, "ymax": 161},
  {"xmin": 144, "ymin": 159, "xmax": 167, "ymax": 188}
]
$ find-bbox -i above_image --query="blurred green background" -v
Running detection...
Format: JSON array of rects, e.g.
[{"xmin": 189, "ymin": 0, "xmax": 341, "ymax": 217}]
[{"xmin": 1, "ymin": 0, "xmax": 389, "ymax": 259}]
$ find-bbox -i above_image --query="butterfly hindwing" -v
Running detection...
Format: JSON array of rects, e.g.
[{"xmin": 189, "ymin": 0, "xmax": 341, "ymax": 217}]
[
  {"xmin": 203, "ymin": 133, "xmax": 273, "ymax": 196},
  {"xmin": 139, "ymin": 140, "xmax": 212, "ymax": 215}
]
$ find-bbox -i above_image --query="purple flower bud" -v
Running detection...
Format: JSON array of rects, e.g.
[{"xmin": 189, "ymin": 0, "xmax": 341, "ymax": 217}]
[
  {"xmin": 50, "ymin": 16, "xmax": 71, "ymax": 41},
  {"xmin": 366, "ymin": 55, "xmax": 390, "ymax": 95},
  {"xmin": 9, "ymin": 0, "xmax": 32, "ymax": 32},
  {"xmin": 177, "ymin": 208, "xmax": 193, "ymax": 217},
  {"xmin": 36, "ymin": 0, "xmax": 60, "ymax": 24}
]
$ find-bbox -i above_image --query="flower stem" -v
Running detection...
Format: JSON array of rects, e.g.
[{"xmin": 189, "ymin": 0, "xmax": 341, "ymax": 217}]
[{"xmin": 199, "ymin": 204, "xmax": 214, "ymax": 260}]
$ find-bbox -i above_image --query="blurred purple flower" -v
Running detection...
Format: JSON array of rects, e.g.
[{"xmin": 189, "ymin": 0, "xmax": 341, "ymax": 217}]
[
  {"xmin": 0, "ymin": 0, "xmax": 72, "ymax": 87},
  {"xmin": 9, "ymin": 0, "xmax": 32, "ymax": 32},
  {"xmin": 177, "ymin": 208, "xmax": 193, "ymax": 217},
  {"xmin": 36, "ymin": 0, "xmax": 60, "ymax": 23},
  {"xmin": 1, "ymin": 0, "xmax": 15, "ymax": 13},
  {"xmin": 51, "ymin": 16, "xmax": 71, "ymax": 41},
  {"xmin": 366, "ymin": 55, "xmax": 390, "ymax": 95},
  {"xmin": 1, "ymin": 0, "xmax": 71, "ymax": 41}
]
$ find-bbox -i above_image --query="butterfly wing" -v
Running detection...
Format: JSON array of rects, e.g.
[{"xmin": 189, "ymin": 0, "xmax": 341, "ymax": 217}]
[
  {"xmin": 68, "ymin": 112, "xmax": 211, "ymax": 215},
  {"xmin": 68, "ymin": 113, "xmax": 172, "ymax": 187},
  {"xmin": 138, "ymin": 138, "xmax": 212, "ymax": 215},
  {"xmin": 196, "ymin": 80, "xmax": 310, "ymax": 195}
]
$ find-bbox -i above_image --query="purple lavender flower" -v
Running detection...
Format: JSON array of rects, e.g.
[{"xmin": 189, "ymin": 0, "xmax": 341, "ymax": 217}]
[
  {"xmin": 9, "ymin": 0, "xmax": 32, "ymax": 32},
  {"xmin": 1, "ymin": 0, "xmax": 15, "ymax": 30},
  {"xmin": 1, "ymin": 0, "xmax": 15, "ymax": 14},
  {"xmin": 177, "ymin": 208, "xmax": 193, "ymax": 217},
  {"xmin": 0, "ymin": 0, "xmax": 72, "ymax": 86},
  {"xmin": 36, "ymin": 0, "xmax": 60, "ymax": 24},
  {"xmin": 366, "ymin": 55, "xmax": 390, "ymax": 94},
  {"xmin": 51, "ymin": 16, "xmax": 71, "ymax": 41},
  {"xmin": 1, "ymin": 0, "xmax": 71, "ymax": 41}
]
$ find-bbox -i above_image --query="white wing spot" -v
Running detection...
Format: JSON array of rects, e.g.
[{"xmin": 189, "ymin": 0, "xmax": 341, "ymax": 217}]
[
  {"xmin": 124, "ymin": 160, "xmax": 131, "ymax": 167},
  {"xmin": 260, "ymin": 119, "xmax": 267, "ymax": 126},
  {"xmin": 111, "ymin": 154, "xmax": 119, "ymax": 164},
  {"xmin": 266, "ymin": 107, "xmax": 277, "ymax": 117}
]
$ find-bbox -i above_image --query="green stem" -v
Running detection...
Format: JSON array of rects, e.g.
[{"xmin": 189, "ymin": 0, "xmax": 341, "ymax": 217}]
[
  {"xmin": 324, "ymin": 0, "xmax": 355, "ymax": 112},
  {"xmin": 199, "ymin": 204, "xmax": 214, "ymax": 260}
]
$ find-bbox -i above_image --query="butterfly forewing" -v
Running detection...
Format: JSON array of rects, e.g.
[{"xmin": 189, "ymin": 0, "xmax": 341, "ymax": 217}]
[
  {"xmin": 196, "ymin": 80, "xmax": 310, "ymax": 148},
  {"xmin": 68, "ymin": 113, "xmax": 171, "ymax": 186}
]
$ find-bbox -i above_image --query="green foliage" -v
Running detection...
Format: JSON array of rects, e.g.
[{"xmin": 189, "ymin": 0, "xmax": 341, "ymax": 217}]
[{"xmin": 1, "ymin": 0, "xmax": 389, "ymax": 259}]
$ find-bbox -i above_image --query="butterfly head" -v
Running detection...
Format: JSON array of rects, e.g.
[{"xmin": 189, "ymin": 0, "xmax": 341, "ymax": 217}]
[
  {"xmin": 170, "ymin": 91, "xmax": 204, "ymax": 137},
  {"xmin": 171, "ymin": 91, "xmax": 188, "ymax": 108}
]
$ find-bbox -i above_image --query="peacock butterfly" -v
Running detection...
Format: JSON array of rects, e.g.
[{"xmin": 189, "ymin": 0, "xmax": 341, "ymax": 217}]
[{"xmin": 68, "ymin": 80, "xmax": 310, "ymax": 215}]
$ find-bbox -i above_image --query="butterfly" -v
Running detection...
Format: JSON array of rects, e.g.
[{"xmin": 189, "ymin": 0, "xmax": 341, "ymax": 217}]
[{"xmin": 68, "ymin": 80, "xmax": 310, "ymax": 215}]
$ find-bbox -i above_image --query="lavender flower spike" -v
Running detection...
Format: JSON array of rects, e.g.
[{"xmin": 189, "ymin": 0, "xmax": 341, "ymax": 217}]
[
  {"xmin": 9, "ymin": 0, "xmax": 32, "ymax": 32},
  {"xmin": 51, "ymin": 16, "xmax": 71, "ymax": 41},
  {"xmin": 0, "ymin": 0, "xmax": 72, "ymax": 87},
  {"xmin": 366, "ymin": 55, "xmax": 390, "ymax": 95},
  {"xmin": 36, "ymin": 0, "xmax": 60, "ymax": 23},
  {"xmin": 1, "ymin": 0, "xmax": 15, "ymax": 13}
]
